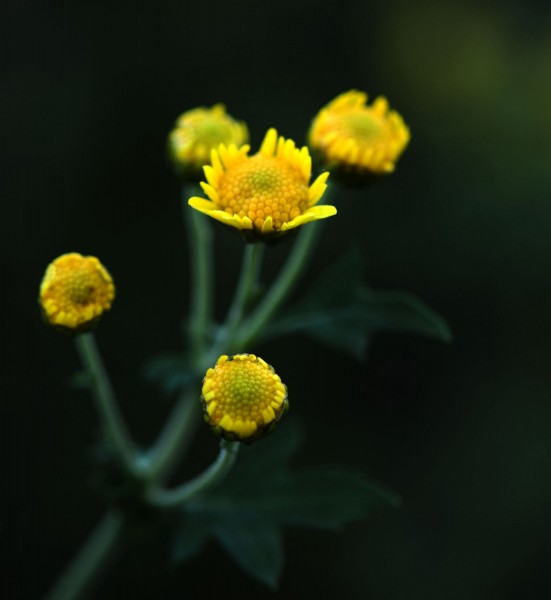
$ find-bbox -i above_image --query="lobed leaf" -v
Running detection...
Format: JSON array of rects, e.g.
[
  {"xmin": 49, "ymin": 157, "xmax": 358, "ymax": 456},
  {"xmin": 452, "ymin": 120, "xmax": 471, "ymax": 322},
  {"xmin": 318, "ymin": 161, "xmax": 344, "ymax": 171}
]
[
  {"xmin": 212, "ymin": 514, "xmax": 284, "ymax": 589},
  {"xmin": 265, "ymin": 246, "xmax": 452, "ymax": 358},
  {"xmin": 171, "ymin": 423, "xmax": 400, "ymax": 588}
]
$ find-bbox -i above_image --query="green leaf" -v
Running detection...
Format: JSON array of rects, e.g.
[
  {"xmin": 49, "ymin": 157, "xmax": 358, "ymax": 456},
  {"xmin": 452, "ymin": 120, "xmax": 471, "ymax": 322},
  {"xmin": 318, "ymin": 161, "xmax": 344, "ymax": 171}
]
[
  {"xmin": 171, "ymin": 511, "xmax": 211, "ymax": 564},
  {"xmin": 363, "ymin": 289, "xmax": 453, "ymax": 342},
  {"xmin": 264, "ymin": 306, "xmax": 370, "ymax": 359},
  {"xmin": 264, "ymin": 246, "xmax": 452, "ymax": 358},
  {"xmin": 170, "ymin": 420, "xmax": 400, "ymax": 589},
  {"xmin": 226, "ymin": 419, "xmax": 304, "ymax": 484},
  {"xmin": 143, "ymin": 353, "xmax": 196, "ymax": 394},
  {"xmin": 197, "ymin": 466, "xmax": 400, "ymax": 530},
  {"xmin": 212, "ymin": 514, "xmax": 284, "ymax": 589}
]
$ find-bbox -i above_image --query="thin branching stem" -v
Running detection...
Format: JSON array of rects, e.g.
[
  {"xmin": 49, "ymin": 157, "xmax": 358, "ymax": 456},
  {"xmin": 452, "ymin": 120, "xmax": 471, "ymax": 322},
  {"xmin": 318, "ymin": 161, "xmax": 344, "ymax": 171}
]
[
  {"xmin": 214, "ymin": 242, "xmax": 265, "ymax": 356},
  {"xmin": 142, "ymin": 387, "xmax": 201, "ymax": 481},
  {"xmin": 43, "ymin": 512, "xmax": 125, "ymax": 600},
  {"xmin": 147, "ymin": 441, "xmax": 239, "ymax": 509},
  {"xmin": 186, "ymin": 193, "xmax": 214, "ymax": 365},
  {"xmin": 235, "ymin": 223, "xmax": 322, "ymax": 349},
  {"xmin": 75, "ymin": 333, "xmax": 138, "ymax": 474},
  {"xmin": 144, "ymin": 190, "xmax": 215, "ymax": 480}
]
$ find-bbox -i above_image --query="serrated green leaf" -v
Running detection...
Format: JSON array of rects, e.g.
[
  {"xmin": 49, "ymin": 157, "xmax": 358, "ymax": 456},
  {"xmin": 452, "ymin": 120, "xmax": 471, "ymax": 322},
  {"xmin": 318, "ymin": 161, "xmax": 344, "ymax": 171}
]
[
  {"xmin": 212, "ymin": 514, "xmax": 284, "ymax": 589},
  {"xmin": 196, "ymin": 466, "xmax": 400, "ymax": 530},
  {"xmin": 264, "ymin": 246, "xmax": 451, "ymax": 358},
  {"xmin": 264, "ymin": 306, "xmax": 369, "ymax": 360},
  {"xmin": 362, "ymin": 289, "xmax": 453, "ymax": 342},
  {"xmin": 170, "ymin": 421, "xmax": 400, "ymax": 589},
  {"xmin": 225, "ymin": 419, "xmax": 304, "ymax": 485},
  {"xmin": 171, "ymin": 511, "xmax": 211, "ymax": 564}
]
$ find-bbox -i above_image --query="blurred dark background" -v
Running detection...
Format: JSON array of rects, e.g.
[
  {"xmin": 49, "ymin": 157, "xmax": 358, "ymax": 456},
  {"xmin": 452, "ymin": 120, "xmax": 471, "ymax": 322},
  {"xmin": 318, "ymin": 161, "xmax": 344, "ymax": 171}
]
[{"xmin": 3, "ymin": 0, "xmax": 551, "ymax": 598}]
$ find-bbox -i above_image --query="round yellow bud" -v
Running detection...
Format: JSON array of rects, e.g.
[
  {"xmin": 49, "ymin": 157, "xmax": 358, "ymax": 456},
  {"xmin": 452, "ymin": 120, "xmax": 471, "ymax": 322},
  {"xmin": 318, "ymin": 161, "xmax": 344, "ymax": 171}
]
[
  {"xmin": 39, "ymin": 253, "xmax": 115, "ymax": 333},
  {"xmin": 201, "ymin": 354, "xmax": 289, "ymax": 444},
  {"xmin": 168, "ymin": 104, "xmax": 248, "ymax": 180},
  {"xmin": 309, "ymin": 90, "xmax": 410, "ymax": 183}
]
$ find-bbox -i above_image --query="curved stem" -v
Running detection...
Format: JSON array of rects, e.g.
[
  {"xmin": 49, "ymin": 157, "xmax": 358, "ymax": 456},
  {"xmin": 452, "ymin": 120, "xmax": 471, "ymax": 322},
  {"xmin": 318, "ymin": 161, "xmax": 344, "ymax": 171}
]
[
  {"xmin": 185, "ymin": 190, "xmax": 214, "ymax": 365},
  {"xmin": 142, "ymin": 188, "xmax": 214, "ymax": 480},
  {"xmin": 235, "ymin": 222, "xmax": 322, "ymax": 349},
  {"xmin": 147, "ymin": 441, "xmax": 239, "ymax": 509},
  {"xmin": 44, "ymin": 511, "xmax": 125, "ymax": 600},
  {"xmin": 75, "ymin": 333, "xmax": 138, "ymax": 474},
  {"xmin": 141, "ymin": 388, "xmax": 201, "ymax": 481},
  {"xmin": 142, "ymin": 243, "xmax": 262, "ymax": 483}
]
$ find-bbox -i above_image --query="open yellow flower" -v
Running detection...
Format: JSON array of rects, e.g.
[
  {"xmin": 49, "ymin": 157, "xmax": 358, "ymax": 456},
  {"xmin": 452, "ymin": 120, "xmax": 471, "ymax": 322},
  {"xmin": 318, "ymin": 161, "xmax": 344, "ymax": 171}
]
[
  {"xmin": 39, "ymin": 253, "xmax": 115, "ymax": 332},
  {"xmin": 309, "ymin": 90, "xmax": 410, "ymax": 177},
  {"xmin": 169, "ymin": 104, "xmax": 248, "ymax": 178},
  {"xmin": 188, "ymin": 128, "xmax": 336, "ymax": 240},
  {"xmin": 201, "ymin": 354, "xmax": 289, "ymax": 443}
]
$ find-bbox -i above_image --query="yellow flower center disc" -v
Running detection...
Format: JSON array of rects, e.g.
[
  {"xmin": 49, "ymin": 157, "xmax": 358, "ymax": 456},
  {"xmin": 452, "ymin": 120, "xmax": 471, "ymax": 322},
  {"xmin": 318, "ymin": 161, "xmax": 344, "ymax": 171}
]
[
  {"xmin": 193, "ymin": 117, "xmax": 235, "ymax": 145},
  {"xmin": 343, "ymin": 113, "xmax": 384, "ymax": 142},
  {"xmin": 217, "ymin": 155, "xmax": 310, "ymax": 230}
]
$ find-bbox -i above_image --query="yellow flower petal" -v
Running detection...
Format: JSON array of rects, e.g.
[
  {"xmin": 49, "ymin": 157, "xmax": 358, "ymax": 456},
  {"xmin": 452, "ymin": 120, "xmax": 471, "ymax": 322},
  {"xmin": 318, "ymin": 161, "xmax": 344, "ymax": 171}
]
[
  {"xmin": 280, "ymin": 204, "xmax": 337, "ymax": 231},
  {"xmin": 308, "ymin": 171, "xmax": 330, "ymax": 205}
]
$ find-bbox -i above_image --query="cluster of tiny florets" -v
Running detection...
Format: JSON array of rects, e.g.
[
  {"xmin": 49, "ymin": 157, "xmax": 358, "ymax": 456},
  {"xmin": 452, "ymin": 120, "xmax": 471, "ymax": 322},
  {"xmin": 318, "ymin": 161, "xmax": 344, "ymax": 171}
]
[
  {"xmin": 218, "ymin": 156, "xmax": 309, "ymax": 230},
  {"xmin": 169, "ymin": 104, "xmax": 248, "ymax": 177},
  {"xmin": 188, "ymin": 128, "xmax": 335, "ymax": 239},
  {"xmin": 309, "ymin": 90, "xmax": 410, "ymax": 176},
  {"xmin": 39, "ymin": 253, "xmax": 115, "ymax": 332},
  {"xmin": 202, "ymin": 354, "xmax": 288, "ymax": 443}
]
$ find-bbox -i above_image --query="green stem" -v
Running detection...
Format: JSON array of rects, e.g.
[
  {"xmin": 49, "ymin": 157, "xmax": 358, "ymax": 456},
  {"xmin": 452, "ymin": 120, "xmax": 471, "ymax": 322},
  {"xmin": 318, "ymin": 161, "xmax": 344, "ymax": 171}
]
[
  {"xmin": 141, "ymin": 388, "xmax": 201, "ymax": 481},
  {"xmin": 44, "ymin": 511, "xmax": 125, "ymax": 600},
  {"xmin": 218, "ymin": 242, "xmax": 264, "ymax": 354},
  {"xmin": 235, "ymin": 222, "xmax": 322, "ymax": 349},
  {"xmin": 143, "ymin": 240, "xmax": 262, "ymax": 483},
  {"xmin": 142, "ymin": 189, "xmax": 215, "ymax": 480},
  {"xmin": 75, "ymin": 333, "xmax": 137, "ymax": 474},
  {"xmin": 147, "ymin": 441, "xmax": 239, "ymax": 509},
  {"xmin": 185, "ymin": 189, "xmax": 214, "ymax": 364}
]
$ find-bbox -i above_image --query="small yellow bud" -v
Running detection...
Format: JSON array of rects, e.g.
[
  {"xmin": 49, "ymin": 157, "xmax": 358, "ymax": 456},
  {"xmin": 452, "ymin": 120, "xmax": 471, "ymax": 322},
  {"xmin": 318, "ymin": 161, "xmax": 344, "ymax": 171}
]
[
  {"xmin": 39, "ymin": 253, "xmax": 115, "ymax": 333},
  {"xmin": 201, "ymin": 354, "xmax": 289, "ymax": 444},
  {"xmin": 309, "ymin": 90, "xmax": 410, "ymax": 184},
  {"xmin": 168, "ymin": 104, "xmax": 248, "ymax": 180}
]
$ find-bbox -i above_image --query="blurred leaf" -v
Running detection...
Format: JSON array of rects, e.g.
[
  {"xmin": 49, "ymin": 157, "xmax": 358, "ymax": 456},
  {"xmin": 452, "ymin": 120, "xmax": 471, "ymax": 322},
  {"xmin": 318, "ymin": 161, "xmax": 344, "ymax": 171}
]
[
  {"xmin": 213, "ymin": 514, "xmax": 284, "ymax": 589},
  {"xmin": 171, "ymin": 421, "xmax": 399, "ymax": 588},
  {"xmin": 363, "ymin": 289, "xmax": 453, "ymax": 342},
  {"xmin": 171, "ymin": 511, "xmax": 210, "ymax": 564},
  {"xmin": 265, "ymin": 246, "xmax": 452, "ymax": 358},
  {"xmin": 143, "ymin": 353, "xmax": 196, "ymax": 394},
  {"xmin": 265, "ymin": 306, "xmax": 370, "ymax": 359},
  {"xmin": 226, "ymin": 419, "xmax": 304, "ymax": 484},
  {"xmin": 197, "ymin": 466, "xmax": 400, "ymax": 530}
]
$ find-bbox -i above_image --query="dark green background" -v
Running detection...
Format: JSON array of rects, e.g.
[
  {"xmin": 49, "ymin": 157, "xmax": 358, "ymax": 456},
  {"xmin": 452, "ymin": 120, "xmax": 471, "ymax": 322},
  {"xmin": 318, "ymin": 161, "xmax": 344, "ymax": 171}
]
[{"xmin": 3, "ymin": 0, "xmax": 551, "ymax": 598}]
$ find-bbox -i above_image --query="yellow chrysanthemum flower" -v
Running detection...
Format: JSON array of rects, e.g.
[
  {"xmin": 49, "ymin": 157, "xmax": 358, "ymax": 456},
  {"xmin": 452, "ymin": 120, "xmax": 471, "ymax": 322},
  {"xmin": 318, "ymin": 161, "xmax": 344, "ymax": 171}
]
[
  {"xmin": 188, "ymin": 128, "xmax": 336, "ymax": 240},
  {"xmin": 169, "ymin": 104, "xmax": 248, "ymax": 178},
  {"xmin": 201, "ymin": 354, "xmax": 289, "ymax": 444},
  {"xmin": 309, "ymin": 90, "xmax": 410, "ymax": 178},
  {"xmin": 39, "ymin": 253, "xmax": 115, "ymax": 332}
]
